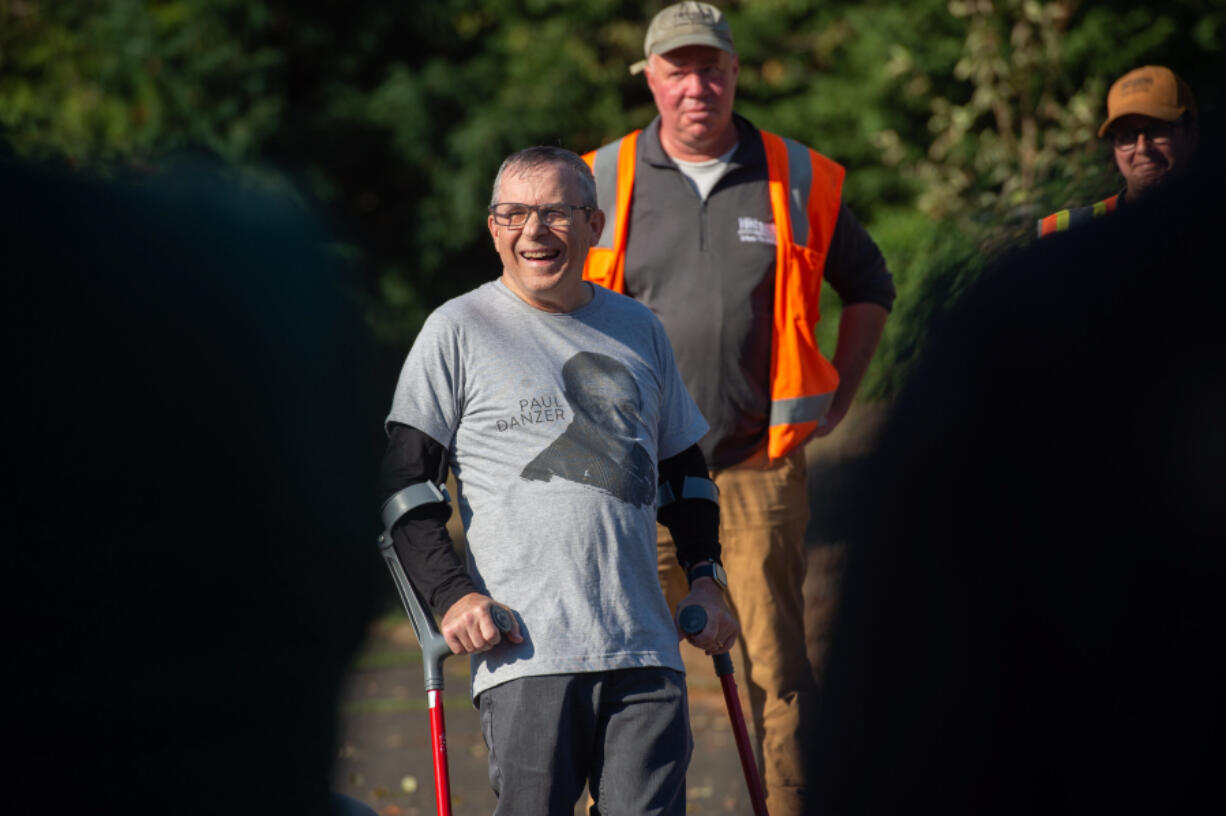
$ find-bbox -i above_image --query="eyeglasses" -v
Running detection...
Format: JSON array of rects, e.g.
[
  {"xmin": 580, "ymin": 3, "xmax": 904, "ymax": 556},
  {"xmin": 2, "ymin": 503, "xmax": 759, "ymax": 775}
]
[
  {"xmin": 488, "ymin": 202, "xmax": 594, "ymax": 229},
  {"xmin": 1112, "ymin": 121, "xmax": 1178, "ymax": 151}
]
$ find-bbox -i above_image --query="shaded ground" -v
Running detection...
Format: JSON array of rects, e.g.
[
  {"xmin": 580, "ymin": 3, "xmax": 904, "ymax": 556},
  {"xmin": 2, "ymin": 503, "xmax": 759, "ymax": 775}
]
[{"xmin": 332, "ymin": 405, "xmax": 884, "ymax": 815}]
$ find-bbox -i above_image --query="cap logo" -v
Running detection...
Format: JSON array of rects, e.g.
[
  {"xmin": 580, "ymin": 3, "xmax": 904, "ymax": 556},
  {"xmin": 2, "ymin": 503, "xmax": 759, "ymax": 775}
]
[
  {"xmin": 634, "ymin": 2, "xmax": 734, "ymax": 74},
  {"xmin": 1119, "ymin": 76, "xmax": 1153, "ymax": 97},
  {"xmin": 675, "ymin": 4, "xmax": 719, "ymax": 25},
  {"xmin": 1096, "ymin": 65, "xmax": 1194, "ymax": 138}
]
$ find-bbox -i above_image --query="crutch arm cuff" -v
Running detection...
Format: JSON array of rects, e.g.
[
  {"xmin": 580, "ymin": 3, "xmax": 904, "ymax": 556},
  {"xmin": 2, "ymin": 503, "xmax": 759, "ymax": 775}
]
[
  {"xmin": 381, "ymin": 480, "xmax": 451, "ymax": 530},
  {"xmin": 658, "ymin": 444, "xmax": 721, "ymax": 569}
]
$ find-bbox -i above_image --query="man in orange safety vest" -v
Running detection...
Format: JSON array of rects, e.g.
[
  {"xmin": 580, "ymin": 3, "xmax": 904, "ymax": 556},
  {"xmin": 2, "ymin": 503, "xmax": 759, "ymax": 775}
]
[{"xmin": 582, "ymin": 4, "xmax": 895, "ymax": 813}]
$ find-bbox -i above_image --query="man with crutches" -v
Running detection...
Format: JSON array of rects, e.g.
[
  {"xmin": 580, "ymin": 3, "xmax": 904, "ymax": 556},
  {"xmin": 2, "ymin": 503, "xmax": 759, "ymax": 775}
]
[{"xmin": 378, "ymin": 146, "xmax": 738, "ymax": 815}]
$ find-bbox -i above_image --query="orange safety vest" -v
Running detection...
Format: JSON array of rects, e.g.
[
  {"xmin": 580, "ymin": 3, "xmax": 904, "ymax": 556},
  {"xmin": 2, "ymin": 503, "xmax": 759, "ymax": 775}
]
[
  {"xmin": 1036, "ymin": 194, "xmax": 1120, "ymax": 238},
  {"xmin": 581, "ymin": 129, "xmax": 845, "ymax": 460}
]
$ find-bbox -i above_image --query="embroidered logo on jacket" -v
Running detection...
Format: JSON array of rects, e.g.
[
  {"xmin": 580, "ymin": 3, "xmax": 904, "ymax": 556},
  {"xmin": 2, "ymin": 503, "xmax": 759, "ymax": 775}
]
[{"xmin": 737, "ymin": 217, "xmax": 777, "ymax": 246}]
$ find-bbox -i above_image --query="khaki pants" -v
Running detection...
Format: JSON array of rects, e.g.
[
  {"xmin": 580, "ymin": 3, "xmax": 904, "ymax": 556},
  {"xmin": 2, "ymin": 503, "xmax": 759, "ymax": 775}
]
[{"xmin": 658, "ymin": 446, "xmax": 816, "ymax": 816}]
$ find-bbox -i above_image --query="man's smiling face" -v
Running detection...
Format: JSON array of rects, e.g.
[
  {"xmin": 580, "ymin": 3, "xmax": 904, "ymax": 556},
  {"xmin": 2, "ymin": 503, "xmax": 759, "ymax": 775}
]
[{"xmin": 488, "ymin": 162, "xmax": 604, "ymax": 313}]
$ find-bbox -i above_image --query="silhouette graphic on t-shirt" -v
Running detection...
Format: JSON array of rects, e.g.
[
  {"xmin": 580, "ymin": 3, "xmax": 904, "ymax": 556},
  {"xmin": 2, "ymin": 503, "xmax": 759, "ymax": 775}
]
[{"xmin": 521, "ymin": 351, "xmax": 656, "ymax": 507}]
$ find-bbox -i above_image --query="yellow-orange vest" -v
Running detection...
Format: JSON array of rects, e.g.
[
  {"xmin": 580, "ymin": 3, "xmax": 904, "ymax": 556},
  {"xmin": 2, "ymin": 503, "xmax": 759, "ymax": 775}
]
[
  {"xmin": 1036, "ymin": 194, "xmax": 1120, "ymax": 238},
  {"xmin": 581, "ymin": 129, "xmax": 845, "ymax": 460}
]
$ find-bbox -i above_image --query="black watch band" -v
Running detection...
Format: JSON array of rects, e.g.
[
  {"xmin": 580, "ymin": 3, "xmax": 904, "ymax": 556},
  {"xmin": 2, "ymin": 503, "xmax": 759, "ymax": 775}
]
[{"xmin": 687, "ymin": 561, "xmax": 728, "ymax": 590}]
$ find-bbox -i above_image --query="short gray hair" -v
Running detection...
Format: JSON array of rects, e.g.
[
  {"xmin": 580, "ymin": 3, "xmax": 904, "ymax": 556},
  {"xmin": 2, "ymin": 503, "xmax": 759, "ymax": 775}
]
[{"xmin": 490, "ymin": 146, "xmax": 597, "ymax": 209}]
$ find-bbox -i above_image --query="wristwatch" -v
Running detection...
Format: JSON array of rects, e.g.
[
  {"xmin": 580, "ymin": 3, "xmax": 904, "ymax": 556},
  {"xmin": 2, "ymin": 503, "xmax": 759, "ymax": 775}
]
[{"xmin": 687, "ymin": 560, "xmax": 728, "ymax": 591}]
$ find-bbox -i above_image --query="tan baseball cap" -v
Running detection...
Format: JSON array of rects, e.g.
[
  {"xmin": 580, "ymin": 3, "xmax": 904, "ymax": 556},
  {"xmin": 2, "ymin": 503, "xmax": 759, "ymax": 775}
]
[
  {"xmin": 1098, "ymin": 65, "xmax": 1197, "ymax": 137},
  {"xmin": 630, "ymin": 2, "xmax": 735, "ymax": 75}
]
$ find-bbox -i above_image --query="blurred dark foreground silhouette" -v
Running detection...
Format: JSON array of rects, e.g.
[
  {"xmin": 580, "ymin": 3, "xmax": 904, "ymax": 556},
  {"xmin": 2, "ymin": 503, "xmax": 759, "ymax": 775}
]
[
  {"xmin": 4, "ymin": 158, "xmax": 384, "ymax": 814},
  {"xmin": 809, "ymin": 114, "xmax": 1225, "ymax": 814}
]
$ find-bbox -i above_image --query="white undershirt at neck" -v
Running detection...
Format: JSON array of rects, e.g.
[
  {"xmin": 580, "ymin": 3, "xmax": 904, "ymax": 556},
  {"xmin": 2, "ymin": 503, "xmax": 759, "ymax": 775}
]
[{"xmin": 672, "ymin": 142, "xmax": 739, "ymax": 201}]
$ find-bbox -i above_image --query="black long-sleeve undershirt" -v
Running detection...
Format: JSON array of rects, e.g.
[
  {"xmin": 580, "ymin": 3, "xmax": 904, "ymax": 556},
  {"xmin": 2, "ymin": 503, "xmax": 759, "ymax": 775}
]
[
  {"xmin": 377, "ymin": 424, "xmax": 476, "ymax": 615},
  {"xmin": 377, "ymin": 422, "xmax": 720, "ymax": 616},
  {"xmin": 655, "ymin": 442, "xmax": 721, "ymax": 571}
]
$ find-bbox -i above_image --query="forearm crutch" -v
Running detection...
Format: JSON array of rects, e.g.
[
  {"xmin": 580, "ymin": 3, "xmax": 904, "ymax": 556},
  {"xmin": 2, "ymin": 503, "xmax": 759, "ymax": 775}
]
[
  {"xmin": 378, "ymin": 486, "xmax": 457, "ymax": 816},
  {"xmin": 378, "ymin": 485, "xmax": 511, "ymax": 816},
  {"xmin": 680, "ymin": 605, "xmax": 769, "ymax": 816}
]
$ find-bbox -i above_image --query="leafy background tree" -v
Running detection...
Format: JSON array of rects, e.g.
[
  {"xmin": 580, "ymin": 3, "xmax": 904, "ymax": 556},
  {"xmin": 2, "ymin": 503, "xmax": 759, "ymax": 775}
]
[{"xmin": 3, "ymin": 0, "xmax": 1221, "ymax": 395}]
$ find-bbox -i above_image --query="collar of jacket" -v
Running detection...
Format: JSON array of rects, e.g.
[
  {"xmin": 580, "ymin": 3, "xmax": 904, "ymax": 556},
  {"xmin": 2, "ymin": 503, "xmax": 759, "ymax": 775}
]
[{"xmin": 640, "ymin": 112, "xmax": 766, "ymax": 172}]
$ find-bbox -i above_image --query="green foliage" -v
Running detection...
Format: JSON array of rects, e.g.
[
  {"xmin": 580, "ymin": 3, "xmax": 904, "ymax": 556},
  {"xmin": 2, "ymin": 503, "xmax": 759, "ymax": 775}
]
[
  {"xmin": 736, "ymin": 0, "xmax": 1223, "ymax": 393},
  {"xmin": 0, "ymin": 0, "xmax": 284, "ymax": 162},
  {"xmin": 2, "ymin": 0, "xmax": 1222, "ymax": 384}
]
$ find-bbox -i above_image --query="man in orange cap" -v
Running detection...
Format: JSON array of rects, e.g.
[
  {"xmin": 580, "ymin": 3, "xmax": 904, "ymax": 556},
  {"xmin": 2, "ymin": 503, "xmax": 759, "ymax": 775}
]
[{"xmin": 1038, "ymin": 65, "xmax": 1197, "ymax": 237}]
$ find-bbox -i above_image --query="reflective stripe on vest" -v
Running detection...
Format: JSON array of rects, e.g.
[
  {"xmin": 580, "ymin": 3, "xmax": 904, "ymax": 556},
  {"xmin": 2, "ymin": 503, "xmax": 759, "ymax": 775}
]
[
  {"xmin": 582, "ymin": 129, "xmax": 845, "ymax": 460},
  {"xmin": 583, "ymin": 132, "xmax": 640, "ymax": 294},
  {"xmin": 1037, "ymin": 194, "xmax": 1119, "ymax": 237}
]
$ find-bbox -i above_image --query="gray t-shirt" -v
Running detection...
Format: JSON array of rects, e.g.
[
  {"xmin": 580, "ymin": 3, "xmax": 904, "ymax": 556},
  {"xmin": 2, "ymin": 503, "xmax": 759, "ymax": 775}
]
[{"xmin": 387, "ymin": 280, "xmax": 708, "ymax": 698}]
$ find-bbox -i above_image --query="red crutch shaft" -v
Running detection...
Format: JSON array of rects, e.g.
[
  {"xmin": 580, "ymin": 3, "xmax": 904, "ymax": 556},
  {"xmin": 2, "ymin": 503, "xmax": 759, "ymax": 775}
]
[
  {"xmin": 679, "ymin": 605, "xmax": 770, "ymax": 816},
  {"xmin": 428, "ymin": 690, "xmax": 452, "ymax": 816},
  {"xmin": 715, "ymin": 662, "xmax": 769, "ymax": 816}
]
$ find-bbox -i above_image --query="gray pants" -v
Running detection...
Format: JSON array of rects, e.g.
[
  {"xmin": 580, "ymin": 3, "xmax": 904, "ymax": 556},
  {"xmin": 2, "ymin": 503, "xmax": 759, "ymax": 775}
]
[{"xmin": 478, "ymin": 667, "xmax": 691, "ymax": 815}]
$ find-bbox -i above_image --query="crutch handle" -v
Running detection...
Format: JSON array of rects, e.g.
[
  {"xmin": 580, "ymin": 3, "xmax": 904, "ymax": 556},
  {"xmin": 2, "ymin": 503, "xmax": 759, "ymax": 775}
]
[
  {"xmin": 678, "ymin": 605, "xmax": 734, "ymax": 675},
  {"xmin": 678, "ymin": 604, "xmax": 707, "ymax": 635},
  {"xmin": 490, "ymin": 604, "xmax": 513, "ymax": 634}
]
